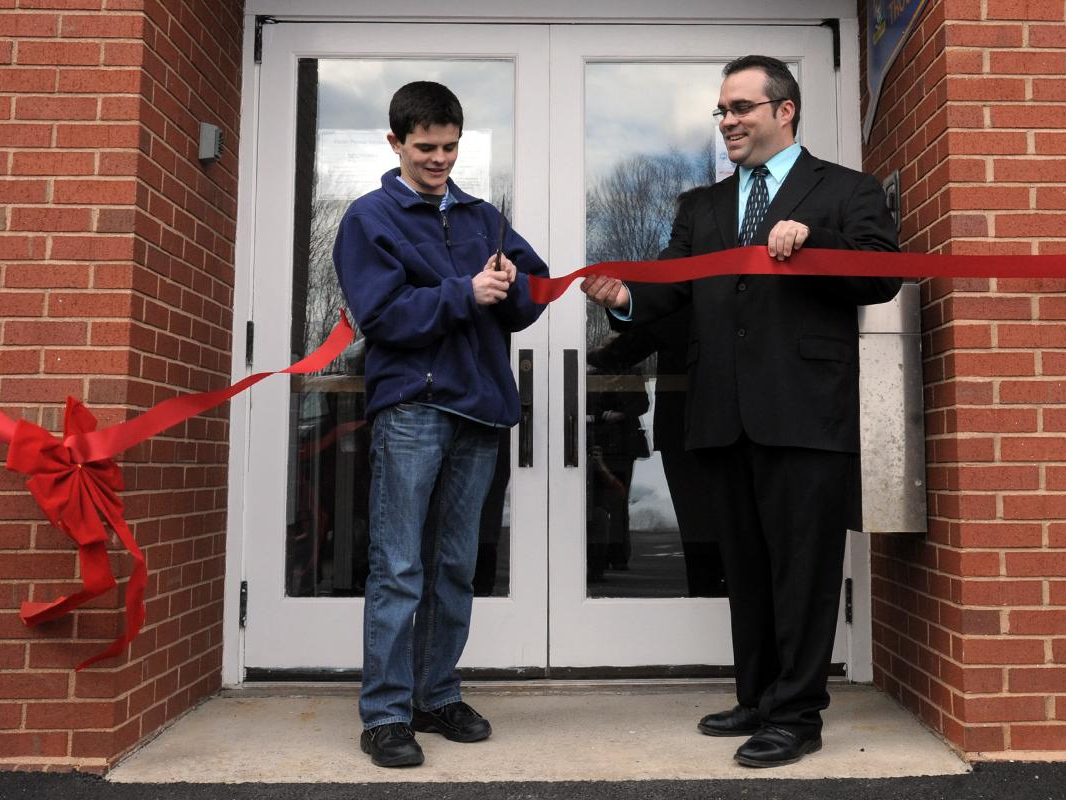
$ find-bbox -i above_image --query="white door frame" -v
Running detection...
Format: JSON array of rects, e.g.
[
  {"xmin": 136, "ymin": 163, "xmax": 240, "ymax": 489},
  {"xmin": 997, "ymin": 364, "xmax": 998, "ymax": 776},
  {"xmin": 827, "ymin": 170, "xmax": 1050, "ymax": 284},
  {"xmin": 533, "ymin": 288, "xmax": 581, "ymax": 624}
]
[
  {"xmin": 225, "ymin": 5, "xmax": 870, "ymax": 685},
  {"xmin": 235, "ymin": 22, "xmax": 551, "ymax": 672}
]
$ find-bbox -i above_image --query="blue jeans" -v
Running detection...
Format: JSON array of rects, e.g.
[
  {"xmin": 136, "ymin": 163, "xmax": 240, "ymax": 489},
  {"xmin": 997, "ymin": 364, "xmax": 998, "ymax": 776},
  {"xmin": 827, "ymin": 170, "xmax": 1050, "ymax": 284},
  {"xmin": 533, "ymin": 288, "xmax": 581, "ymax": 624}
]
[{"xmin": 360, "ymin": 403, "xmax": 499, "ymax": 729}]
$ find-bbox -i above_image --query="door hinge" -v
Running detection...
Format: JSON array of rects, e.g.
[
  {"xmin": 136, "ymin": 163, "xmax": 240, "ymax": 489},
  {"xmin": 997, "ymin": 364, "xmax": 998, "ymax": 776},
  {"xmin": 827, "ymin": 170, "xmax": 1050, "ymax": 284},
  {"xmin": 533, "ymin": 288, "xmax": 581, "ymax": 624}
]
[
  {"xmin": 245, "ymin": 320, "xmax": 254, "ymax": 368},
  {"xmin": 844, "ymin": 577, "xmax": 853, "ymax": 625},
  {"xmin": 254, "ymin": 15, "xmax": 278, "ymax": 64},
  {"xmin": 821, "ymin": 19, "xmax": 841, "ymax": 69},
  {"xmin": 239, "ymin": 580, "xmax": 248, "ymax": 628}
]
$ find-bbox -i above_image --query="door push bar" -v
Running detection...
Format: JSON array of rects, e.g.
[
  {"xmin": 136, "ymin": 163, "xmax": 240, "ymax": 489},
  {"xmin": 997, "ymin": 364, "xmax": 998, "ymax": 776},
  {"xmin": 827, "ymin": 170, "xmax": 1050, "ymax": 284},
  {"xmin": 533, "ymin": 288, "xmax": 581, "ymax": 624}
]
[
  {"xmin": 564, "ymin": 349, "xmax": 579, "ymax": 467},
  {"xmin": 518, "ymin": 349, "xmax": 534, "ymax": 468}
]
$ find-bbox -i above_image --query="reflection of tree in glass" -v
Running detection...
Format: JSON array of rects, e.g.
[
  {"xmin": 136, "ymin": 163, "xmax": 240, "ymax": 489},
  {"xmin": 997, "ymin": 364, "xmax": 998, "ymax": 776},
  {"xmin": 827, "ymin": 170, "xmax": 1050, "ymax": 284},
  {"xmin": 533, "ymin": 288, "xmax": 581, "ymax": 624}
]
[
  {"xmin": 585, "ymin": 146, "xmax": 713, "ymax": 351},
  {"xmin": 302, "ymin": 176, "xmax": 354, "ymax": 371}
]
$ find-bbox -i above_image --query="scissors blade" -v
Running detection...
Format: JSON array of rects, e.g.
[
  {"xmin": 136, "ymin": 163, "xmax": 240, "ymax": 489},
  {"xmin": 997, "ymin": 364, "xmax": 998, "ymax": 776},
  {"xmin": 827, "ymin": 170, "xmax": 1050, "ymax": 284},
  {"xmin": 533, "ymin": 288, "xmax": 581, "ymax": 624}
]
[{"xmin": 493, "ymin": 197, "xmax": 508, "ymax": 271}]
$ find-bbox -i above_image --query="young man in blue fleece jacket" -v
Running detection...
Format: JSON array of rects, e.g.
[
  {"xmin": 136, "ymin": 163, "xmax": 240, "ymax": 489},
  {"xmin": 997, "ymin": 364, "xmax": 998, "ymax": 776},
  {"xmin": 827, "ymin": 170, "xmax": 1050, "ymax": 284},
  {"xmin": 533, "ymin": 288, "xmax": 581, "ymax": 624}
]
[{"xmin": 332, "ymin": 81, "xmax": 549, "ymax": 769}]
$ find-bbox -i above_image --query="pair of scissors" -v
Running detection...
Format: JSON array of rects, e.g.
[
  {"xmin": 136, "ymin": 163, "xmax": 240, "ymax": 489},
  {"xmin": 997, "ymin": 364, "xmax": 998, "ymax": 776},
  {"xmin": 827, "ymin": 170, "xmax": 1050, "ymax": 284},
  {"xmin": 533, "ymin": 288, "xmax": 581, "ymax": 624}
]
[{"xmin": 493, "ymin": 197, "xmax": 508, "ymax": 271}]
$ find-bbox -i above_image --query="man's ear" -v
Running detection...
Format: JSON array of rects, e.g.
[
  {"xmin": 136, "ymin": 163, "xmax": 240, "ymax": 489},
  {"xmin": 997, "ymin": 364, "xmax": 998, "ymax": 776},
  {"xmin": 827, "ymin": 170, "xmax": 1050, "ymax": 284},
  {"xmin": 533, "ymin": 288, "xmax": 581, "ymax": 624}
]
[
  {"xmin": 775, "ymin": 100, "xmax": 796, "ymax": 128},
  {"xmin": 386, "ymin": 131, "xmax": 402, "ymax": 153}
]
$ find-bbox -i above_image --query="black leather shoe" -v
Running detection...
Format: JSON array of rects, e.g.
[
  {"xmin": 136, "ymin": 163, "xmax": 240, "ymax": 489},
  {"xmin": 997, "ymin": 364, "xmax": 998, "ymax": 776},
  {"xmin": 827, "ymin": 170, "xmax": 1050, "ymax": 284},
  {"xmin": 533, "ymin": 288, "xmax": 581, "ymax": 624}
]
[
  {"xmin": 734, "ymin": 725, "xmax": 822, "ymax": 768},
  {"xmin": 412, "ymin": 701, "xmax": 492, "ymax": 742},
  {"xmin": 697, "ymin": 705, "xmax": 761, "ymax": 737},
  {"xmin": 360, "ymin": 722, "xmax": 424, "ymax": 768}
]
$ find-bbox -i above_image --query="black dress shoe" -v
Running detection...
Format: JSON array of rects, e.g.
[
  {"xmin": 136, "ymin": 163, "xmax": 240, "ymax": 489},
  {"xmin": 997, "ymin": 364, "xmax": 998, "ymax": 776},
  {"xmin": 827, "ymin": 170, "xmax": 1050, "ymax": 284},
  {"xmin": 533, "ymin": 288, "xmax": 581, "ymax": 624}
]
[
  {"xmin": 697, "ymin": 705, "xmax": 761, "ymax": 737},
  {"xmin": 412, "ymin": 701, "xmax": 492, "ymax": 742},
  {"xmin": 734, "ymin": 725, "xmax": 822, "ymax": 768},
  {"xmin": 360, "ymin": 722, "xmax": 424, "ymax": 768}
]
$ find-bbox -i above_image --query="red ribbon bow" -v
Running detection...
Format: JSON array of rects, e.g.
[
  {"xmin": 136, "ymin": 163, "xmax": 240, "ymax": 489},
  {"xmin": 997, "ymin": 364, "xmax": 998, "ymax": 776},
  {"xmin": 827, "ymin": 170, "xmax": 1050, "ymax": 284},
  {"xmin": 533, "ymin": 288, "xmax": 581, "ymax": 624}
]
[
  {"xmin": 1, "ymin": 312, "xmax": 355, "ymax": 669},
  {"xmin": 6, "ymin": 398, "xmax": 146, "ymax": 670}
]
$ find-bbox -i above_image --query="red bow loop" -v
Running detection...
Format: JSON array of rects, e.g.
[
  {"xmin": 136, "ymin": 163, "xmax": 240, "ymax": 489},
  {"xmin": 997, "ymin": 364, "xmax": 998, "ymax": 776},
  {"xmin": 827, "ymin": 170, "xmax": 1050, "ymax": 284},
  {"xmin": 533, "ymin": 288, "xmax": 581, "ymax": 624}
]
[{"xmin": 5, "ymin": 399, "xmax": 143, "ymax": 670}]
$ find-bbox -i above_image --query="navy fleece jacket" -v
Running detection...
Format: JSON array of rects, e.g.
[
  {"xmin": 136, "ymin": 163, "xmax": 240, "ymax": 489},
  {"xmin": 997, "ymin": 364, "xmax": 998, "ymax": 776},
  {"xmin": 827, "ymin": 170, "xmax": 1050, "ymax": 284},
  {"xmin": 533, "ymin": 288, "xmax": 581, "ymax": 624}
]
[{"xmin": 332, "ymin": 169, "xmax": 549, "ymax": 426}]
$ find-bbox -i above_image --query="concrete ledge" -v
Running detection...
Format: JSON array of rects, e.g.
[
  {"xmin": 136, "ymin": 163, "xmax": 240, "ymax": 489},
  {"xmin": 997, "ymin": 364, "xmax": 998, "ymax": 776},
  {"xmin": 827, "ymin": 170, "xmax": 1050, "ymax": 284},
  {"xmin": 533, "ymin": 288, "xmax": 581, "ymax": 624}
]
[{"xmin": 108, "ymin": 683, "xmax": 968, "ymax": 783}]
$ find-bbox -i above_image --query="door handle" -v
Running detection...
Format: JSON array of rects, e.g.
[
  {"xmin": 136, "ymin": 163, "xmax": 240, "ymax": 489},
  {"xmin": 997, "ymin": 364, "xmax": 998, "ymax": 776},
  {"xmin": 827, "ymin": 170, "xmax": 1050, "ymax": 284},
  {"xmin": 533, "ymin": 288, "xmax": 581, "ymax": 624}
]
[
  {"xmin": 564, "ymin": 349, "xmax": 579, "ymax": 467},
  {"xmin": 518, "ymin": 349, "xmax": 533, "ymax": 467}
]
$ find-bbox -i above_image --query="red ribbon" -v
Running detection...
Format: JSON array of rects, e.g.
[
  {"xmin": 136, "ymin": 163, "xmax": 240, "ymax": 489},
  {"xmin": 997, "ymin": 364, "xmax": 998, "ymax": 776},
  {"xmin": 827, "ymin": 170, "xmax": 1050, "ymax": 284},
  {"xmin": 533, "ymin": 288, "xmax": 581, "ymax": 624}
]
[
  {"xmin": 528, "ymin": 246, "xmax": 1066, "ymax": 304},
  {"xmin": 1, "ymin": 312, "xmax": 354, "ymax": 669}
]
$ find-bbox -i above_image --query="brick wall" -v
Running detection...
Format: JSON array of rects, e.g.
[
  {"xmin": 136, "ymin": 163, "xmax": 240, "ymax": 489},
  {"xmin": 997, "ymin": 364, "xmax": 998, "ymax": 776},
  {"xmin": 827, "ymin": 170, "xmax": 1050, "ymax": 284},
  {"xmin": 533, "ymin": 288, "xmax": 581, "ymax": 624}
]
[
  {"xmin": 0, "ymin": 0, "xmax": 244, "ymax": 769},
  {"xmin": 862, "ymin": 0, "xmax": 1066, "ymax": 759}
]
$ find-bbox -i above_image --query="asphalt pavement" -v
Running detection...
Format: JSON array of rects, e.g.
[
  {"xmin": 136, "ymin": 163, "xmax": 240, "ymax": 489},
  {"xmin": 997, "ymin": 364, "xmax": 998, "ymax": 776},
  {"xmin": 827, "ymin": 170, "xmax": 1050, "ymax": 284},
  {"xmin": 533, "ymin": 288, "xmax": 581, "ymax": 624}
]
[{"xmin": 2, "ymin": 763, "xmax": 1066, "ymax": 800}]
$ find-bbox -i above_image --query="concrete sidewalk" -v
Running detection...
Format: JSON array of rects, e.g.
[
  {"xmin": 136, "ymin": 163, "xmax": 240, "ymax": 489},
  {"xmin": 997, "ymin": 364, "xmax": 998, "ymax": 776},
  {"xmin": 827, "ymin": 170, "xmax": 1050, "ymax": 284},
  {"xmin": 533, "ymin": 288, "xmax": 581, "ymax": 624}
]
[{"xmin": 107, "ymin": 681, "xmax": 968, "ymax": 783}]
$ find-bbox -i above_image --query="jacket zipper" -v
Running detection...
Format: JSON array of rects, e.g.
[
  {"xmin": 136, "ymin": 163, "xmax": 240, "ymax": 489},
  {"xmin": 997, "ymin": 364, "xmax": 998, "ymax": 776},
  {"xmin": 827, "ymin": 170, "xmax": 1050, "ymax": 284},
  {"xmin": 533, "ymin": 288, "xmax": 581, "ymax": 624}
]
[
  {"xmin": 425, "ymin": 372, "xmax": 434, "ymax": 400},
  {"xmin": 440, "ymin": 211, "xmax": 450, "ymax": 247}
]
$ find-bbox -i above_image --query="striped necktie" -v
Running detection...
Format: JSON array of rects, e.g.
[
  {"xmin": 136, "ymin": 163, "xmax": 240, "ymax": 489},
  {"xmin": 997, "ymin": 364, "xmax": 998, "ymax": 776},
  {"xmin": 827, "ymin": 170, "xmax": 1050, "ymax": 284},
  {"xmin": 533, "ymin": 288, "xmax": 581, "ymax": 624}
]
[{"xmin": 739, "ymin": 166, "xmax": 770, "ymax": 246}]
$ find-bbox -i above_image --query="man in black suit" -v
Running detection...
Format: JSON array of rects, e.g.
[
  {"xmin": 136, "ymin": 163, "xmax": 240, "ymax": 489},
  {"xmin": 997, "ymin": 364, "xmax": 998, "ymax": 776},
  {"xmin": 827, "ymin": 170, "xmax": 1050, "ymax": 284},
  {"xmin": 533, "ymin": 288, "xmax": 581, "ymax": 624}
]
[{"xmin": 582, "ymin": 55, "xmax": 900, "ymax": 768}]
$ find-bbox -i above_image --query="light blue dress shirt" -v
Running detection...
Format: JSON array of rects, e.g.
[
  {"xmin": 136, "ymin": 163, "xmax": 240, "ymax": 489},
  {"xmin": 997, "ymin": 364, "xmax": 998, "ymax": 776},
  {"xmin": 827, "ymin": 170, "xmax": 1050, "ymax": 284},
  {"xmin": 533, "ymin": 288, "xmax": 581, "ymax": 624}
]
[
  {"xmin": 611, "ymin": 142, "xmax": 803, "ymax": 320},
  {"xmin": 735, "ymin": 142, "xmax": 802, "ymax": 236}
]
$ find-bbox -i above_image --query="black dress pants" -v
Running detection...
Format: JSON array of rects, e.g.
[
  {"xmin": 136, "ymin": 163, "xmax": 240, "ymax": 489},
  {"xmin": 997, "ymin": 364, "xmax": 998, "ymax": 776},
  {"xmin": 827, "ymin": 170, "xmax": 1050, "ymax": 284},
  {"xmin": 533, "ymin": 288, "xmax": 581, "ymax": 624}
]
[{"xmin": 695, "ymin": 435, "xmax": 858, "ymax": 737}]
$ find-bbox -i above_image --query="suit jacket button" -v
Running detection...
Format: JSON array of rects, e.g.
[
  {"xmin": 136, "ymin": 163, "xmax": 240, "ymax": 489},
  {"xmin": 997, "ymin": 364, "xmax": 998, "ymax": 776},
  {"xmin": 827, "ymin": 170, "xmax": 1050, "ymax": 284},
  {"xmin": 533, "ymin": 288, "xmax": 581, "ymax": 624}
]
[
  {"xmin": 737, "ymin": 328, "xmax": 746, "ymax": 337},
  {"xmin": 737, "ymin": 282, "xmax": 747, "ymax": 291}
]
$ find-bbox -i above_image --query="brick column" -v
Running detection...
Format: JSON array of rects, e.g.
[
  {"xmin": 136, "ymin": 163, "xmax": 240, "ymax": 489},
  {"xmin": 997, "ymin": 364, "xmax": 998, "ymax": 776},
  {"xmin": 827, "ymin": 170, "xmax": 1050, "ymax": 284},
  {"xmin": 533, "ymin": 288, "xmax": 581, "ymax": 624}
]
[
  {"xmin": 0, "ymin": 1, "xmax": 244, "ymax": 770},
  {"xmin": 862, "ymin": 0, "xmax": 1066, "ymax": 759}
]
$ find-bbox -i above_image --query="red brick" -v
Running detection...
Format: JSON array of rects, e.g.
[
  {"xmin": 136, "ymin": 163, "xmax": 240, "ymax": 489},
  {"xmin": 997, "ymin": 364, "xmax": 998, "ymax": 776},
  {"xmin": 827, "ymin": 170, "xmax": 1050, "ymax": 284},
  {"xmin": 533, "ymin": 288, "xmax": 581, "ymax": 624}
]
[
  {"xmin": 946, "ymin": 77, "xmax": 1027, "ymax": 102},
  {"xmin": 0, "ymin": 731, "xmax": 69, "ymax": 757},
  {"xmin": 950, "ymin": 296, "xmax": 1032, "ymax": 320},
  {"xmin": 25, "ymin": 701, "xmax": 121, "ymax": 730},
  {"xmin": 0, "ymin": 67, "xmax": 59, "ymax": 93},
  {"xmin": 21, "ymin": 0, "xmax": 103, "ymax": 7},
  {"xmin": 9, "ymin": 207, "xmax": 92, "ymax": 232},
  {"xmin": 944, "ymin": 23, "xmax": 1024, "ymax": 46},
  {"xmin": 956, "ymin": 465, "xmax": 1039, "ymax": 491},
  {"xmin": 992, "ymin": 104, "xmax": 1066, "ymax": 129},
  {"xmin": 1000, "ymin": 381, "xmax": 1066, "ymax": 404},
  {"xmin": 44, "ymin": 348, "xmax": 132, "ymax": 375},
  {"xmin": 53, "ymin": 178, "xmax": 138, "ymax": 205},
  {"xmin": 5, "ymin": 263, "xmax": 90, "ymax": 289},
  {"xmin": 998, "ymin": 214, "xmax": 1066, "ymax": 238},
  {"xmin": 0, "ymin": 351, "xmax": 40, "ymax": 374},
  {"xmin": 956, "ymin": 523, "xmax": 1043, "ymax": 548},
  {"xmin": 986, "ymin": 0, "xmax": 1066, "ymax": 20},
  {"xmin": 1034, "ymin": 79, "xmax": 1066, "ymax": 102},
  {"xmin": 949, "ymin": 131, "xmax": 1028, "ymax": 155},
  {"xmin": 16, "ymin": 41, "xmax": 101, "ymax": 67},
  {"xmin": 0, "ymin": 179, "xmax": 48, "ymax": 203},
  {"xmin": 949, "ymin": 186, "xmax": 1030, "ymax": 210},
  {"xmin": 955, "ymin": 694, "xmax": 1046, "ymax": 723},
  {"xmin": 0, "ymin": 673, "xmax": 69, "ymax": 700},
  {"xmin": 58, "ymin": 67, "xmax": 140, "ymax": 93},
  {"xmin": 1001, "ymin": 436, "xmax": 1066, "ymax": 460},
  {"xmin": 11, "ymin": 151, "xmax": 95, "ymax": 176},
  {"xmin": 60, "ymin": 14, "xmax": 143, "ymax": 38},
  {"xmin": 0, "ymin": 123, "xmax": 53, "ymax": 147},
  {"xmin": 960, "ymin": 637, "xmax": 1046, "ymax": 665},
  {"xmin": 1031, "ymin": 23, "xmax": 1066, "ymax": 46},
  {"xmin": 3, "ymin": 321, "xmax": 87, "ymax": 346},
  {"xmin": 0, "ymin": 378, "xmax": 84, "ymax": 403},
  {"xmin": 56, "ymin": 123, "xmax": 141, "ymax": 149},
  {"xmin": 1006, "ymin": 551, "xmax": 1066, "ymax": 576},
  {"xmin": 1009, "ymin": 612, "xmax": 1066, "ymax": 636},
  {"xmin": 959, "ymin": 580, "xmax": 1045, "ymax": 606},
  {"xmin": 995, "ymin": 159, "xmax": 1066, "ymax": 182},
  {"xmin": 49, "ymin": 235, "xmax": 137, "ymax": 261},
  {"xmin": 954, "ymin": 408, "xmax": 1038, "ymax": 433},
  {"xmin": 1011, "ymin": 724, "xmax": 1066, "ymax": 750}
]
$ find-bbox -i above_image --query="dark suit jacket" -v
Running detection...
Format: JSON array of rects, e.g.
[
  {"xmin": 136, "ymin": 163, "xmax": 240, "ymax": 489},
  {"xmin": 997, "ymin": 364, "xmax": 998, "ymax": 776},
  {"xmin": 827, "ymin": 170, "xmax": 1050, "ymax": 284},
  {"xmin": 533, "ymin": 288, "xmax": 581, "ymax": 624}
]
[{"xmin": 628, "ymin": 148, "xmax": 901, "ymax": 455}]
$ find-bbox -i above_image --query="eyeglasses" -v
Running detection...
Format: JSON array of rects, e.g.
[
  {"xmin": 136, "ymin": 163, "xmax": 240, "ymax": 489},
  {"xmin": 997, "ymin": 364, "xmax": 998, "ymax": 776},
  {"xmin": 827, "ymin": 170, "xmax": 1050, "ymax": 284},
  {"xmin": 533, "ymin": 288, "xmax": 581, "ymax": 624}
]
[{"xmin": 712, "ymin": 99, "xmax": 785, "ymax": 121}]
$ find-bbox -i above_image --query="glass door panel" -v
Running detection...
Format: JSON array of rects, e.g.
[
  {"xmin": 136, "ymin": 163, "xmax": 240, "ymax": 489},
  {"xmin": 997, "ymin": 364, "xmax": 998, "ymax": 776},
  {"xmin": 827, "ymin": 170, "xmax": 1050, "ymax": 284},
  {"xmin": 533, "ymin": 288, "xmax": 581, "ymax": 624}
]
[
  {"xmin": 287, "ymin": 57, "xmax": 516, "ymax": 600},
  {"xmin": 548, "ymin": 24, "xmax": 842, "ymax": 668},
  {"xmin": 244, "ymin": 23, "xmax": 549, "ymax": 671}
]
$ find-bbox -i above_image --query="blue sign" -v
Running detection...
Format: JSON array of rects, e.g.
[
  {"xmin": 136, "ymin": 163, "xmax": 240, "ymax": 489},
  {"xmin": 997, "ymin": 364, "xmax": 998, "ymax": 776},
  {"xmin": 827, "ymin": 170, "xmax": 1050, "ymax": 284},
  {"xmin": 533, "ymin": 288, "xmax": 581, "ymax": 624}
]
[{"xmin": 864, "ymin": 0, "xmax": 929, "ymax": 140}]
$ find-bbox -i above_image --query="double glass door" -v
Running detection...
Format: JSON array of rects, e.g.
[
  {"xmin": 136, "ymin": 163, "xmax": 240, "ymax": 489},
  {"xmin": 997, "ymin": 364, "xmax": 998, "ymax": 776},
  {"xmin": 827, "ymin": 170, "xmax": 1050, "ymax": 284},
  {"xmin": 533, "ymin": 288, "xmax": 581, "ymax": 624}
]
[{"xmin": 241, "ymin": 21, "xmax": 844, "ymax": 673}]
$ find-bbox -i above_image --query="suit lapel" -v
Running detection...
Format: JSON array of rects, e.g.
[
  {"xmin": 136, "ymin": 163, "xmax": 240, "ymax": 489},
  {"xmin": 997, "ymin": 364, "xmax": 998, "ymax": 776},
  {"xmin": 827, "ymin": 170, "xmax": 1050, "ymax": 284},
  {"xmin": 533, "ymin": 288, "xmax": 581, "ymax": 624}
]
[
  {"xmin": 713, "ymin": 173, "xmax": 739, "ymax": 248},
  {"xmin": 756, "ymin": 147, "xmax": 824, "ymax": 241}
]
